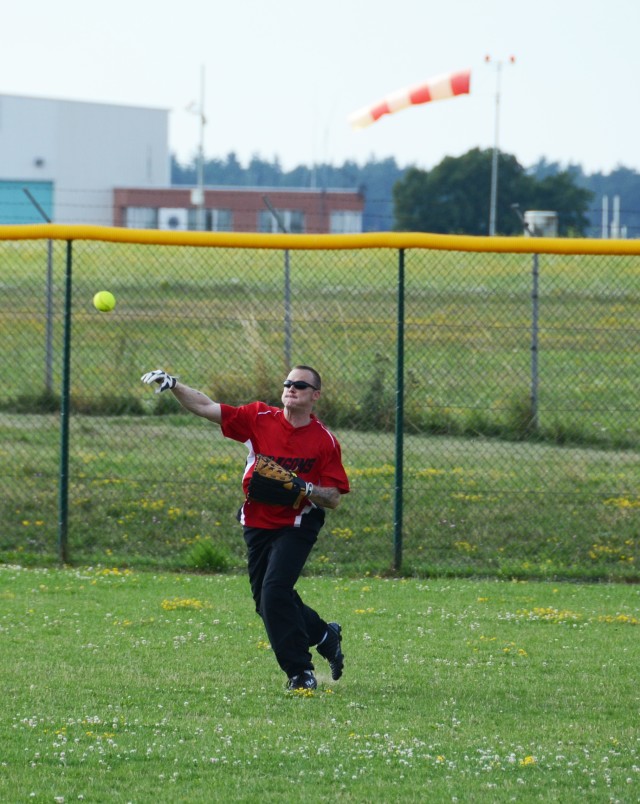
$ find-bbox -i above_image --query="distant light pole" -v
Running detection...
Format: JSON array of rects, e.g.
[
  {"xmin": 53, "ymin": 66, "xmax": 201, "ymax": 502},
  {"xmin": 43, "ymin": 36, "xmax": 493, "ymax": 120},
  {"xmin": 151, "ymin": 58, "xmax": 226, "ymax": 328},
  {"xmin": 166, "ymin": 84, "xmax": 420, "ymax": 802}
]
[
  {"xmin": 187, "ymin": 66, "xmax": 207, "ymax": 231},
  {"xmin": 485, "ymin": 55, "xmax": 515, "ymax": 236}
]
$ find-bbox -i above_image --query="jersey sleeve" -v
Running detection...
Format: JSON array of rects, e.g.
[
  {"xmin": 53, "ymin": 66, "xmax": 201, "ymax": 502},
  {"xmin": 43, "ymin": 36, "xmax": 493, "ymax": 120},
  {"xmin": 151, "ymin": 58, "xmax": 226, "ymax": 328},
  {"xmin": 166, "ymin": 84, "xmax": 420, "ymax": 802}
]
[
  {"xmin": 319, "ymin": 435, "xmax": 350, "ymax": 494},
  {"xmin": 219, "ymin": 401, "xmax": 262, "ymax": 443}
]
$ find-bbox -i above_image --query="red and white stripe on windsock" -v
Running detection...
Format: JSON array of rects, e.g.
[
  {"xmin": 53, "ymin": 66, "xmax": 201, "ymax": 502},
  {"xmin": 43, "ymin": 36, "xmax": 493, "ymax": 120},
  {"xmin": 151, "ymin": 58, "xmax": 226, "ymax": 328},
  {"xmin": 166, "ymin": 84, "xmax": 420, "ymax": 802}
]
[{"xmin": 349, "ymin": 69, "xmax": 471, "ymax": 129}]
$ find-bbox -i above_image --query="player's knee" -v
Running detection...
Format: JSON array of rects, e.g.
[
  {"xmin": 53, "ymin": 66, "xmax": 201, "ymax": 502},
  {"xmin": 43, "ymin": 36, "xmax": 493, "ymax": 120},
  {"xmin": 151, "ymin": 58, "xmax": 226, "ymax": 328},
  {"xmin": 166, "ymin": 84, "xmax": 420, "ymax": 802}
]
[{"xmin": 261, "ymin": 580, "xmax": 290, "ymax": 611}]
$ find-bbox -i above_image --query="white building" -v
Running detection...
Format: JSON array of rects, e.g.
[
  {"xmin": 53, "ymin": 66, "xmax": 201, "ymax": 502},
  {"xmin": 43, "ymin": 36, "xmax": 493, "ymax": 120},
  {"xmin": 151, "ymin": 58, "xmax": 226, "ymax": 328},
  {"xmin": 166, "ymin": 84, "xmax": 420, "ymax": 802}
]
[{"xmin": 0, "ymin": 94, "xmax": 170, "ymax": 225}]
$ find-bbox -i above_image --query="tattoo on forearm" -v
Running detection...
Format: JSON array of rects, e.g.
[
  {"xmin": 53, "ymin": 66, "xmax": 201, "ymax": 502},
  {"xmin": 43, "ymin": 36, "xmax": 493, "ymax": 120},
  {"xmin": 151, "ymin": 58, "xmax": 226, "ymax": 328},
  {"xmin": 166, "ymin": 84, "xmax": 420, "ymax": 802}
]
[{"xmin": 310, "ymin": 486, "xmax": 340, "ymax": 508}]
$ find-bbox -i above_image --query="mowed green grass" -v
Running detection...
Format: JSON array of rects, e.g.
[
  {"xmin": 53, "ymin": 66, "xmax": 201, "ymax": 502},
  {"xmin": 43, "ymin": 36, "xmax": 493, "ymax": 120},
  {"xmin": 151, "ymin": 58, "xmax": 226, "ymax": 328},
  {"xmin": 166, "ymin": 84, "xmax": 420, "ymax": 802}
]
[{"xmin": 1, "ymin": 566, "xmax": 639, "ymax": 803}]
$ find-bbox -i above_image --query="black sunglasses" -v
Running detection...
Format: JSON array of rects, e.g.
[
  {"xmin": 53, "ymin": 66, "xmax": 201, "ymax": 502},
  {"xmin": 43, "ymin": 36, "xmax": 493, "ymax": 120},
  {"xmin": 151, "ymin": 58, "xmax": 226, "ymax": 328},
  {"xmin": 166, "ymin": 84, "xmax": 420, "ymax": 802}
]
[{"xmin": 283, "ymin": 380, "xmax": 318, "ymax": 391}]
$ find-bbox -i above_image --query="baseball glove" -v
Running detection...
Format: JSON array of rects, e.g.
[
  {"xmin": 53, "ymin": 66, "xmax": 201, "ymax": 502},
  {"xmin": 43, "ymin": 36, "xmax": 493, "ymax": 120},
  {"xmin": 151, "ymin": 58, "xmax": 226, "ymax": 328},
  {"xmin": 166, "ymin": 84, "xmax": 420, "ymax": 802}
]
[{"xmin": 247, "ymin": 454, "xmax": 314, "ymax": 509}]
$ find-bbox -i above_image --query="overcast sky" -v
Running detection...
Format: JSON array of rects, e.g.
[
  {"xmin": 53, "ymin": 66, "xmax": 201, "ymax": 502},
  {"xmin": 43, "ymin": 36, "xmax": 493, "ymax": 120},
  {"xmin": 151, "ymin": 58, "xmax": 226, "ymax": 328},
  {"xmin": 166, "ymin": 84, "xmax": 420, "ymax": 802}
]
[{"xmin": 3, "ymin": 0, "xmax": 638, "ymax": 174}]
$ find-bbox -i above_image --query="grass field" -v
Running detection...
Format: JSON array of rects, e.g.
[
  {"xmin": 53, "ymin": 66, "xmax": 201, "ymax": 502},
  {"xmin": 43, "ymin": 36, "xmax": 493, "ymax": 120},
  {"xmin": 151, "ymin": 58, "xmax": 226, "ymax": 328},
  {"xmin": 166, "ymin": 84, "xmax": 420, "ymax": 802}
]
[
  {"xmin": 2, "ymin": 241, "xmax": 640, "ymax": 446},
  {"xmin": 2, "ymin": 237, "xmax": 640, "ymax": 578},
  {"xmin": 1, "ymin": 566, "xmax": 638, "ymax": 802},
  {"xmin": 2, "ymin": 413, "xmax": 640, "ymax": 580},
  {"xmin": 2, "ymin": 236, "xmax": 640, "ymax": 800}
]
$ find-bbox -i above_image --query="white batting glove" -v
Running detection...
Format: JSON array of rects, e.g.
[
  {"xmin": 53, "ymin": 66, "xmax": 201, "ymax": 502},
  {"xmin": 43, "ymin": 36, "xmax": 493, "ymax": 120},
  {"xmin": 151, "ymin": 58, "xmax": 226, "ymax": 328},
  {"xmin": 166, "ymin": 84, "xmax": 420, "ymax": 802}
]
[{"xmin": 141, "ymin": 369, "xmax": 177, "ymax": 393}]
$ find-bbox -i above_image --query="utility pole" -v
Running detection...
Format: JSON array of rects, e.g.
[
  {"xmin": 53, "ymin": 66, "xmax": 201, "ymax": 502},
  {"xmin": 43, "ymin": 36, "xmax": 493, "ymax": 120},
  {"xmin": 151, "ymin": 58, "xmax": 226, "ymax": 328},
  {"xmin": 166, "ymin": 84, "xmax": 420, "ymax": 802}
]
[
  {"xmin": 188, "ymin": 66, "xmax": 207, "ymax": 230},
  {"xmin": 485, "ymin": 55, "xmax": 515, "ymax": 236}
]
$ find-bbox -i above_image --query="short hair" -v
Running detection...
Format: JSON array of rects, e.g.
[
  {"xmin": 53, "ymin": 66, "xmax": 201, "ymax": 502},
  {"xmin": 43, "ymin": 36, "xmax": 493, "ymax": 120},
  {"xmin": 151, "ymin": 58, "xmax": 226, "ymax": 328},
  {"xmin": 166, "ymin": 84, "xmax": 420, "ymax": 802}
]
[{"xmin": 293, "ymin": 365, "xmax": 322, "ymax": 390}]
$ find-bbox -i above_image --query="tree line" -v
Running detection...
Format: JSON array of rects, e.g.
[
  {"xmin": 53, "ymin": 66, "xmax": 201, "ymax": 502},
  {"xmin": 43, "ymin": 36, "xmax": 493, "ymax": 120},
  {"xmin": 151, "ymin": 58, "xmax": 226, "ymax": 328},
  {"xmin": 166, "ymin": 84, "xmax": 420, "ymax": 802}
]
[{"xmin": 172, "ymin": 151, "xmax": 640, "ymax": 237}]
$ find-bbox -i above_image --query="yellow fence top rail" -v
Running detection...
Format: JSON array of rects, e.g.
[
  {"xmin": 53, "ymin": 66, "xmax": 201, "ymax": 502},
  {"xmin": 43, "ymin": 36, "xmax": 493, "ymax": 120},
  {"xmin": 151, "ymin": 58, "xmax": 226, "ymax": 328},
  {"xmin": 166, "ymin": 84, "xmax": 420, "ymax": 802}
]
[{"xmin": 1, "ymin": 223, "xmax": 640, "ymax": 256}]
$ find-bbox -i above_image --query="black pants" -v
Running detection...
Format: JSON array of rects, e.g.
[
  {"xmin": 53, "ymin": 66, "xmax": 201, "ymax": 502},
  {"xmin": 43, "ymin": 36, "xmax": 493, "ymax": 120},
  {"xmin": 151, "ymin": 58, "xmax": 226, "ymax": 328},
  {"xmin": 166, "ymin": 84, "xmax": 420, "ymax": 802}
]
[{"xmin": 243, "ymin": 524, "xmax": 327, "ymax": 678}]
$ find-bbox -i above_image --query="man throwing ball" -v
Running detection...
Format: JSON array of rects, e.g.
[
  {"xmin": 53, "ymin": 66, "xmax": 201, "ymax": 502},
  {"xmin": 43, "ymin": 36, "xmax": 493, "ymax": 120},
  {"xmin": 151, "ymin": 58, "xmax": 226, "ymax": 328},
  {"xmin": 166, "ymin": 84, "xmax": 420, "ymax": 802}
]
[{"xmin": 141, "ymin": 365, "xmax": 350, "ymax": 691}]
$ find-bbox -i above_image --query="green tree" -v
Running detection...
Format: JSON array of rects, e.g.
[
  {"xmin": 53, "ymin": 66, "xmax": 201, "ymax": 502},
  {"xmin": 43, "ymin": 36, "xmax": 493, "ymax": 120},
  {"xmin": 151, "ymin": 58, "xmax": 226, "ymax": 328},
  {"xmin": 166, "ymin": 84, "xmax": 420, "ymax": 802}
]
[
  {"xmin": 393, "ymin": 148, "xmax": 531, "ymax": 235},
  {"xmin": 388, "ymin": 166, "xmax": 431, "ymax": 232},
  {"xmin": 393, "ymin": 148, "xmax": 592, "ymax": 236},
  {"xmin": 528, "ymin": 172, "xmax": 592, "ymax": 235}
]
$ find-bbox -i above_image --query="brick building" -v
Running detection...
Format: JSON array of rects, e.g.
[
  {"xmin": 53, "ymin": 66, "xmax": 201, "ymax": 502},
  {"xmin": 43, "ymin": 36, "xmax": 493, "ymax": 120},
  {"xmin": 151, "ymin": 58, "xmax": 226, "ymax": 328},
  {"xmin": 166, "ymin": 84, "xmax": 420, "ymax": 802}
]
[
  {"xmin": 0, "ymin": 94, "xmax": 364, "ymax": 232},
  {"xmin": 113, "ymin": 186, "xmax": 364, "ymax": 234}
]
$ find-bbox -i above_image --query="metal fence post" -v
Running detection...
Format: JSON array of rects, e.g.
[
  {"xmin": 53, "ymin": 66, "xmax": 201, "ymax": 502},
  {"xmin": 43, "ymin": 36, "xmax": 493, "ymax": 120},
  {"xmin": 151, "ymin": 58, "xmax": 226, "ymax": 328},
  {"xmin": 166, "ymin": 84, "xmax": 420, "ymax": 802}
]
[
  {"xmin": 22, "ymin": 188, "xmax": 55, "ymax": 393},
  {"xmin": 530, "ymin": 253, "xmax": 540, "ymax": 430},
  {"xmin": 394, "ymin": 248, "xmax": 405, "ymax": 571},
  {"xmin": 58, "ymin": 240, "xmax": 73, "ymax": 564},
  {"xmin": 44, "ymin": 239, "xmax": 54, "ymax": 393},
  {"xmin": 262, "ymin": 195, "xmax": 292, "ymax": 368}
]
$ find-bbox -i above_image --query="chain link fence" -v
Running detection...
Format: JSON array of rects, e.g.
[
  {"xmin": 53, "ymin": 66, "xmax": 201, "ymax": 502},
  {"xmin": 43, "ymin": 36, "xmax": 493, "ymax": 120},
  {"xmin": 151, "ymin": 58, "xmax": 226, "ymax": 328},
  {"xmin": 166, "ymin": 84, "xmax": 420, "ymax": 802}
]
[{"xmin": 1, "ymin": 227, "xmax": 639, "ymax": 580}]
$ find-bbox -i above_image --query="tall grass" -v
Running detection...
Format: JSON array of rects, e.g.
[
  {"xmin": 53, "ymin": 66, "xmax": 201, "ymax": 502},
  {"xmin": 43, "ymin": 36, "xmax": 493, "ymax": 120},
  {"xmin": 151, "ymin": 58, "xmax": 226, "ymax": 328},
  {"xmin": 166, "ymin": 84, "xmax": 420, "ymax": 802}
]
[
  {"xmin": 2, "ymin": 242, "xmax": 640, "ymax": 447},
  {"xmin": 1, "ymin": 413, "xmax": 639, "ymax": 580},
  {"xmin": 1, "ymin": 566, "xmax": 638, "ymax": 803},
  {"xmin": 2, "ymin": 240, "xmax": 640, "ymax": 577}
]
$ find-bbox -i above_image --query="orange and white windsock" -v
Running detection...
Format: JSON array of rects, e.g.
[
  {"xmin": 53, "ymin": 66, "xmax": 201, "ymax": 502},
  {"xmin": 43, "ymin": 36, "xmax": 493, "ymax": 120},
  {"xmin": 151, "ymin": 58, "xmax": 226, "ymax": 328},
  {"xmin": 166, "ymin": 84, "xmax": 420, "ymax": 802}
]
[{"xmin": 349, "ymin": 69, "xmax": 471, "ymax": 129}]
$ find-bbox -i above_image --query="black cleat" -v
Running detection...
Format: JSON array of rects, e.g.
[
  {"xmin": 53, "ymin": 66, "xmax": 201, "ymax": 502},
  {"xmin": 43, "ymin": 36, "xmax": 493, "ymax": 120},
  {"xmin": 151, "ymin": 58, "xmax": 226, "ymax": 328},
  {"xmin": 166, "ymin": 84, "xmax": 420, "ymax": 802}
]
[
  {"xmin": 317, "ymin": 622, "xmax": 344, "ymax": 680},
  {"xmin": 286, "ymin": 670, "xmax": 318, "ymax": 691}
]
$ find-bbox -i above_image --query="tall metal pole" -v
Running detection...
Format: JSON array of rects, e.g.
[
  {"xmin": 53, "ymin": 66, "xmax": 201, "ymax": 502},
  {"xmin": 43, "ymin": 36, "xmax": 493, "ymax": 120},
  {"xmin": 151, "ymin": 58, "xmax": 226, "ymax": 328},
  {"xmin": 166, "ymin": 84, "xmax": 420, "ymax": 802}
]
[
  {"xmin": 511, "ymin": 203, "xmax": 539, "ymax": 432},
  {"xmin": 530, "ymin": 252, "xmax": 540, "ymax": 431},
  {"xmin": 486, "ymin": 55, "xmax": 515, "ymax": 236},
  {"xmin": 58, "ymin": 241, "xmax": 73, "ymax": 565},
  {"xmin": 187, "ymin": 67, "xmax": 207, "ymax": 230},
  {"xmin": 488, "ymin": 59, "xmax": 502, "ymax": 237},
  {"xmin": 393, "ymin": 248, "xmax": 405, "ymax": 572},
  {"xmin": 196, "ymin": 65, "xmax": 206, "ymax": 232}
]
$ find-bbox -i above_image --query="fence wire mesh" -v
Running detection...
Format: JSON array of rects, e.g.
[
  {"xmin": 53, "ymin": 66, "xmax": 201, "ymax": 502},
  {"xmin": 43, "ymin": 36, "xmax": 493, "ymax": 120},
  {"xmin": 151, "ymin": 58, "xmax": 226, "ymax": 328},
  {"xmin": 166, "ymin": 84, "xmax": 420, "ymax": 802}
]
[{"xmin": 1, "ymin": 231, "xmax": 639, "ymax": 580}]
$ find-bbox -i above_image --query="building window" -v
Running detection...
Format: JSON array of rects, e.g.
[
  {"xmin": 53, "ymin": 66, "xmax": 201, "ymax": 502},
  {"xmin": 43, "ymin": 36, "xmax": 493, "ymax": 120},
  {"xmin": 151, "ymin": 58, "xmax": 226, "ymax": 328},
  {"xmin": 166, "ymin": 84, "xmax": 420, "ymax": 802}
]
[
  {"xmin": 0, "ymin": 180, "xmax": 53, "ymax": 224},
  {"xmin": 330, "ymin": 210, "xmax": 363, "ymax": 234},
  {"xmin": 258, "ymin": 209, "xmax": 305, "ymax": 233},
  {"xmin": 208, "ymin": 208, "xmax": 233, "ymax": 232},
  {"xmin": 187, "ymin": 207, "xmax": 233, "ymax": 231},
  {"xmin": 125, "ymin": 207, "xmax": 158, "ymax": 229}
]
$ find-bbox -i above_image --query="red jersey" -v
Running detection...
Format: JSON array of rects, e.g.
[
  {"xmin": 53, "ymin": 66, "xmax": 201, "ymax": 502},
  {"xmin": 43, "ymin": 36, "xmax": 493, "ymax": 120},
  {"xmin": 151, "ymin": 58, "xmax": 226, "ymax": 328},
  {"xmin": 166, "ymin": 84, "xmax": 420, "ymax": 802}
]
[{"xmin": 220, "ymin": 401, "xmax": 350, "ymax": 530}]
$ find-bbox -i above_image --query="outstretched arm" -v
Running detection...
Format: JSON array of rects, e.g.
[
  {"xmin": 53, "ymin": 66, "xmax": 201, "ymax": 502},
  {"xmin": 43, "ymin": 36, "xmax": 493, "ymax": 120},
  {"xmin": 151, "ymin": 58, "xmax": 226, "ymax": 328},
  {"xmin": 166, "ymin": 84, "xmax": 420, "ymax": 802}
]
[
  {"xmin": 141, "ymin": 370, "xmax": 221, "ymax": 423},
  {"xmin": 171, "ymin": 382, "xmax": 222, "ymax": 423}
]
